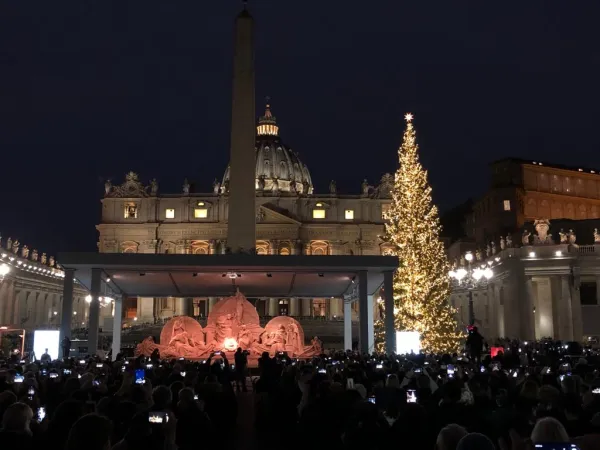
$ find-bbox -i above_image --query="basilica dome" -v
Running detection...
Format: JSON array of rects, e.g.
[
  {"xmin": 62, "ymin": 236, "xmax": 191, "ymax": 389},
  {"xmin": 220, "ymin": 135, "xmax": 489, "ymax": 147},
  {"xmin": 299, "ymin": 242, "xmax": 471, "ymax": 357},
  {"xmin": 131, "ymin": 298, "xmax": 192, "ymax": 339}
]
[{"xmin": 222, "ymin": 103, "xmax": 314, "ymax": 194}]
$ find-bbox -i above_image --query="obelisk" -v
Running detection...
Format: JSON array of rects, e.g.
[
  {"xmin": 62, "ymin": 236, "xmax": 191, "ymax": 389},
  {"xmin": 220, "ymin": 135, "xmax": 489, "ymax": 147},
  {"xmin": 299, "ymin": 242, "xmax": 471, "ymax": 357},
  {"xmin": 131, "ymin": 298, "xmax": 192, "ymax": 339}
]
[{"xmin": 227, "ymin": 4, "xmax": 256, "ymax": 252}]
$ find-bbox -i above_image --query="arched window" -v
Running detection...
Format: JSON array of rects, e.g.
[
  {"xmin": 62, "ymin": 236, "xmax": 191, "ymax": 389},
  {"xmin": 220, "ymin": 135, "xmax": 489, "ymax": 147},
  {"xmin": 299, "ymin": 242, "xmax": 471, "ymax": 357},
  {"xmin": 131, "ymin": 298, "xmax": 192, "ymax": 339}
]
[
  {"xmin": 121, "ymin": 241, "xmax": 138, "ymax": 253},
  {"xmin": 279, "ymin": 161, "xmax": 289, "ymax": 179},
  {"xmin": 279, "ymin": 247, "xmax": 290, "ymax": 255},
  {"xmin": 256, "ymin": 240, "xmax": 270, "ymax": 255},
  {"xmin": 310, "ymin": 240, "xmax": 329, "ymax": 255}
]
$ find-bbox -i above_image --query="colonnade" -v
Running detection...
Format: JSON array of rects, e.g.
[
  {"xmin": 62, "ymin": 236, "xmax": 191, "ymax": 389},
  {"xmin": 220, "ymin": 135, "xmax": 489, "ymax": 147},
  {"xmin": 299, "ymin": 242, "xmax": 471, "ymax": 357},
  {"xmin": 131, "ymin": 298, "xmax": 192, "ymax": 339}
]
[
  {"xmin": 451, "ymin": 273, "xmax": 589, "ymax": 342},
  {"xmin": 0, "ymin": 276, "xmax": 88, "ymax": 329}
]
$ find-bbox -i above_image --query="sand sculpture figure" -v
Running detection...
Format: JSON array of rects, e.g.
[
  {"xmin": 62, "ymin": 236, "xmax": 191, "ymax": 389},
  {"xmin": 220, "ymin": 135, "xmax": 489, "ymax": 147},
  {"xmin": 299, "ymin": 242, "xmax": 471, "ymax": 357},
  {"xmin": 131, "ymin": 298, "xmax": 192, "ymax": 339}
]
[{"xmin": 135, "ymin": 290, "xmax": 321, "ymax": 360}]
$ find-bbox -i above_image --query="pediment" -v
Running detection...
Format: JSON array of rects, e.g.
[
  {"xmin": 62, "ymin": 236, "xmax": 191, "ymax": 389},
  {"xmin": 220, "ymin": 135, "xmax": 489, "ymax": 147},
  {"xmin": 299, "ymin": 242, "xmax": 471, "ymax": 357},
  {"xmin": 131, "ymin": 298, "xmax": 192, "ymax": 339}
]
[{"xmin": 257, "ymin": 204, "xmax": 301, "ymax": 225}]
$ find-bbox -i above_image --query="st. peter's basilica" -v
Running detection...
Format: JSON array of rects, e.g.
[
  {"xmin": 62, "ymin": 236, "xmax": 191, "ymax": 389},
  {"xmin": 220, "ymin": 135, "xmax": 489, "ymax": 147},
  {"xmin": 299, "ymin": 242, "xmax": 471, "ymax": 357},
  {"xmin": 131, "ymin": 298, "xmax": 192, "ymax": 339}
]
[{"xmin": 97, "ymin": 103, "xmax": 394, "ymax": 326}]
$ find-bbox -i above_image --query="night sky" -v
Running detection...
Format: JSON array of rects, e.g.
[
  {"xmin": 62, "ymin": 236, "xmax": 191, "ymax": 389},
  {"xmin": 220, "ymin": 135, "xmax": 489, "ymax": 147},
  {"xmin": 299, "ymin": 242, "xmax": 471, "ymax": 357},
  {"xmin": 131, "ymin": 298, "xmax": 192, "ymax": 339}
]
[{"xmin": 1, "ymin": 1, "xmax": 599, "ymax": 255}]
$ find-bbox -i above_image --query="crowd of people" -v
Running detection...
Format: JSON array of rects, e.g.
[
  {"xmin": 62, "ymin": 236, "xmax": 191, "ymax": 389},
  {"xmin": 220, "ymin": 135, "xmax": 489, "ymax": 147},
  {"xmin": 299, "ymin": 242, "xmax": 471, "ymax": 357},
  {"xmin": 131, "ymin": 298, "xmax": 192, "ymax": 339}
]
[{"xmin": 0, "ymin": 332, "xmax": 598, "ymax": 450}]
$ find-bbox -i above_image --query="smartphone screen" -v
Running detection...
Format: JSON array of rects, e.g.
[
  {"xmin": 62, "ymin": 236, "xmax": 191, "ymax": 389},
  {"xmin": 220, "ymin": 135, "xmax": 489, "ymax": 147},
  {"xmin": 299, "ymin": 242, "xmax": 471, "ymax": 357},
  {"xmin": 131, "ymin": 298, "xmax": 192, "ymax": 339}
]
[
  {"xmin": 135, "ymin": 369, "xmax": 145, "ymax": 384},
  {"xmin": 367, "ymin": 396, "xmax": 376, "ymax": 404},
  {"xmin": 63, "ymin": 369, "xmax": 71, "ymax": 375},
  {"xmin": 14, "ymin": 375, "xmax": 24, "ymax": 383},
  {"xmin": 534, "ymin": 444, "xmax": 579, "ymax": 450},
  {"xmin": 447, "ymin": 364, "xmax": 455, "ymax": 378},
  {"xmin": 37, "ymin": 407, "xmax": 46, "ymax": 423},
  {"xmin": 49, "ymin": 372, "xmax": 58, "ymax": 379},
  {"xmin": 407, "ymin": 389, "xmax": 417, "ymax": 403},
  {"xmin": 148, "ymin": 412, "xmax": 169, "ymax": 424}
]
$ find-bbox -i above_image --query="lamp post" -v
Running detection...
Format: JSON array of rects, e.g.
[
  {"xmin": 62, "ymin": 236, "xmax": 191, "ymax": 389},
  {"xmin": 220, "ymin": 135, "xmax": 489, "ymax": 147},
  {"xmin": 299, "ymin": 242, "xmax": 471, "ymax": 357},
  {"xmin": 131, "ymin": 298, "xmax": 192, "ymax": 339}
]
[
  {"xmin": 449, "ymin": 252, "xmax": 493, "ymax": 326},
  {"xmin": 0, "ymin": 263, "xmax": 9, "ymax": 282}
]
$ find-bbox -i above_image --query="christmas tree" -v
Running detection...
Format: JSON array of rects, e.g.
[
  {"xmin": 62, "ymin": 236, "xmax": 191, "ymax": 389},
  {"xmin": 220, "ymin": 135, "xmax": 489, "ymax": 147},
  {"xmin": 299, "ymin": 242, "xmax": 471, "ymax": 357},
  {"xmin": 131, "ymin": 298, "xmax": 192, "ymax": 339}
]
[{"xmin": 376, "ymin": 113, "xmax": 463, "ymax": 354}]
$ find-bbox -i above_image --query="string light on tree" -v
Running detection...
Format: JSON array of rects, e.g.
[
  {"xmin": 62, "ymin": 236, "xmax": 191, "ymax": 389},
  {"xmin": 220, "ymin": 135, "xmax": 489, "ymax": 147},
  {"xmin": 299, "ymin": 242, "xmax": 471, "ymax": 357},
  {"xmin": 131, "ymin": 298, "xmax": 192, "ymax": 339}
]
[{"xmin": 375, "ymin": 113, "xmax": 464, "ymax": 353}]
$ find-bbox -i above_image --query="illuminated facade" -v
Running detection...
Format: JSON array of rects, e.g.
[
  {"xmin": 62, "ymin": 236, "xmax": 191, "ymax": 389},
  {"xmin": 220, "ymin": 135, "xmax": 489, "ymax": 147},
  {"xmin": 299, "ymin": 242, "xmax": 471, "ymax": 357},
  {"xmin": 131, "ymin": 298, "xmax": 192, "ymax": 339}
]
[
  {"xmin": 0, "ymin": 240, "xmax": 89, "ymax": 330},
  {"xmin": 467, "ymin": 158, "xmax": 600, "ymax": 245},
  {"xmin": 450, "ymin": 157, "xmax": 600, "ymax": 341},
  {"xmin": 97, "ymin": 104, "xmax": 393, "ymax": 325},
  {"xmin": 449, "ymin": 238, "xmax": 600, "ymax": 342}
]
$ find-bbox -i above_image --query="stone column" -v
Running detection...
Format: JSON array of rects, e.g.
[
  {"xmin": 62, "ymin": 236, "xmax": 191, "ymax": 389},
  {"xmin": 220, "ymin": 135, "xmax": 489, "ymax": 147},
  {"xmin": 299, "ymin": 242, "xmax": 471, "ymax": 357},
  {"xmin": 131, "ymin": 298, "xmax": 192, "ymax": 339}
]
[
  {"xmin": 5, "ymin": 281, "xmax": 15, "ymax": 325},
  {"xmin": 186, "ymin": 298, "xmax": 195, "ymax": 317},
  {"xmin": 112, "ymin": 295, "xmax": 123, "ymax": 360},
  {"xmin": 570, "ymin": 281, "xmax": 583, "ymax": 342},
  {"xmin": 25, "ymin": 292, "xmax": 36, "ymax": 326},
  {"xmin": 3, "ymin": 280, "xmax": 16, "ymax": 325},
  {"xmin": 268, "ymin": 298, "xmax": 278, "ymax": 316},
  {"xmin": 208, "ymin": 297, "xmax": 218, "ymax": 313},
  {"xmin": 344, "ymin": 300, "xmax": 352, "ymax": 350},
  {"xmin": 0, "ymin": 281, "xmax": 8, "ymax": 324},
  {"xmin": 290, "ymin": 240, "xmax": 298, "ymax": 255},
  {"xmin": 560, "ymin": 275, "xmax": 574, "ymax": 341},
  {"xmin": 137, "ymin": 298, "xmax": 155, "ymax": 322},
  {"xmin": 358, "ymin": 271, "xmax": 370, "ymax": 354},
  {"xmin": 494, "ymin": 284, "xmax": 505, "ymax": 338},
  {"xmin": 383, "ymin": 270, "xmax": 396, "ymax": 354},
  {"xmin": 522, "ymin": 277, "xmax": 536, "ymax": 340},
  {"xmin": 59, "ymin": 268, "xmax": 75, "ymax": 356},
  {"xmin": 302, "ymin": 298, "xmax": 312, "ymax": 317},
  {"xmin": 535, "ymin": 278, "xmax": 554, "ymax": 339},
  {"xmin": 88, "ymin": 268, "xmax": 102, "ymax": 356},
  {"xmin": 329, "ymin": 298, "xmax": 340, "ymax": 318},
  {"xmin": 367, "ymin": 295, "xmax": 374, "ymax": 352},
  {"xmin": 289, "ymin": 297, "xmax": 299, "ymax": 316},
  {"xmin": 303, "ymin": 242, "xmax": 310, "ymax": 255},
  {"xmin": 175, "ymin": 298, "xmax": 187, "ymax": 316}
]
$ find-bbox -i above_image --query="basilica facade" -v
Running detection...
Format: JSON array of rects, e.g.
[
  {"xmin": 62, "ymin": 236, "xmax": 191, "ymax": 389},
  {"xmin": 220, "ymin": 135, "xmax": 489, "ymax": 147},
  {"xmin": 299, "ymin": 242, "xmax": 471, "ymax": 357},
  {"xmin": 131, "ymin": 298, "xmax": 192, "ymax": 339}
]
[{"xmin": 97, "ymin": 104, "xmax": 393, "ymax": 325}]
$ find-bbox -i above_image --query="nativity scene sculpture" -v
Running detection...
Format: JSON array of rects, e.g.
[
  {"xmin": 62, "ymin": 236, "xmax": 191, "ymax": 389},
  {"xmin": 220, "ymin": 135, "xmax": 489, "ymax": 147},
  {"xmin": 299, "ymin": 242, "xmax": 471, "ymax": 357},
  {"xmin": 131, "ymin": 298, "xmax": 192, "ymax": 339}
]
[{"xmin": 136, "ymin": 290, "xmax": 322, "ymax": 361}]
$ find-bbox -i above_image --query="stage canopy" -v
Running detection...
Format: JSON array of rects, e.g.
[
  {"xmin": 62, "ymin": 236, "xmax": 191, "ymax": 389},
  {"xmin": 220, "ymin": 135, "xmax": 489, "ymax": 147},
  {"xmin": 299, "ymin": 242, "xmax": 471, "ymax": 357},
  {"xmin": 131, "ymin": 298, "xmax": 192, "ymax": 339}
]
[{"xmin": 57, "ymin": 253, "xmax": 398, "ymax": 299}]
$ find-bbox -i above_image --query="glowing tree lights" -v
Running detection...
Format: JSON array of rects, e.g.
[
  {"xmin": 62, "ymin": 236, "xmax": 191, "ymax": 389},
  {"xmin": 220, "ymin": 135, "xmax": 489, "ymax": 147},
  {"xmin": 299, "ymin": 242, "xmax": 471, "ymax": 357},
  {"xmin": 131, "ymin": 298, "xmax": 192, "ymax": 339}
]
[{"xmin": 375, "ymin": 114, "xmax": 463, "ymax": 353}]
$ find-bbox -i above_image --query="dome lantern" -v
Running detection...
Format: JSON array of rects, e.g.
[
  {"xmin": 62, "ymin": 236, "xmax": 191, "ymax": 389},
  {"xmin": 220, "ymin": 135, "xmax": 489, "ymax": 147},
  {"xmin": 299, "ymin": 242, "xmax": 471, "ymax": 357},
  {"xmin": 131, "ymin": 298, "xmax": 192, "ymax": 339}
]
[
  {"xmin": 257, "ymin": 98, "xmax": 279, "ymax": 137},
  {"xmin": 221, "ymin": 99, "xmax": 313, "ymax": 195}
]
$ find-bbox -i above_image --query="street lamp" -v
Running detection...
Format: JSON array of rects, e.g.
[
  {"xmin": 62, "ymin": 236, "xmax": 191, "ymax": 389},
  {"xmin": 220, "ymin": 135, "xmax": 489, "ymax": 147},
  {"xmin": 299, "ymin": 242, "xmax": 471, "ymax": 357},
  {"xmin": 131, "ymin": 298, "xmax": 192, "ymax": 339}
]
[
  {"xmin": 449, "ymin": 251, "xmax": 493, "ymax": 326},
  {"xmin": 0, "ymin": 263, "xmax": 10, "ymax": 280}
]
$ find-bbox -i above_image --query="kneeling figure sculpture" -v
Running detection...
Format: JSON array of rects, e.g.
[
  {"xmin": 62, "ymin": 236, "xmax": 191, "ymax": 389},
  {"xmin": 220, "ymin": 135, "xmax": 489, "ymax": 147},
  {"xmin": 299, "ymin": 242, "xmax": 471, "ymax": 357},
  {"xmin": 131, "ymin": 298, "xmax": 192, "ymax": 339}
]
[{"xmin": 136, "ymin": 290, "xmax": 322, "ymax": 360}]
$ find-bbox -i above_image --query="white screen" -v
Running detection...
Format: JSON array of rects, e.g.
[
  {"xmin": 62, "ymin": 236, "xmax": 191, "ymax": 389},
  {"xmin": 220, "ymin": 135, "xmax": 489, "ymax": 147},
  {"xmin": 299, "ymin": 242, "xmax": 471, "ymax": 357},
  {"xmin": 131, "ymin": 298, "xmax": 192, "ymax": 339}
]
[
  {"xmin": 396, "ymin": 331, "xmax": 420, "ymax": 355},
  {"xmin": 33, "ymin": 330, "xmax": 60, "ymax": 361}
]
